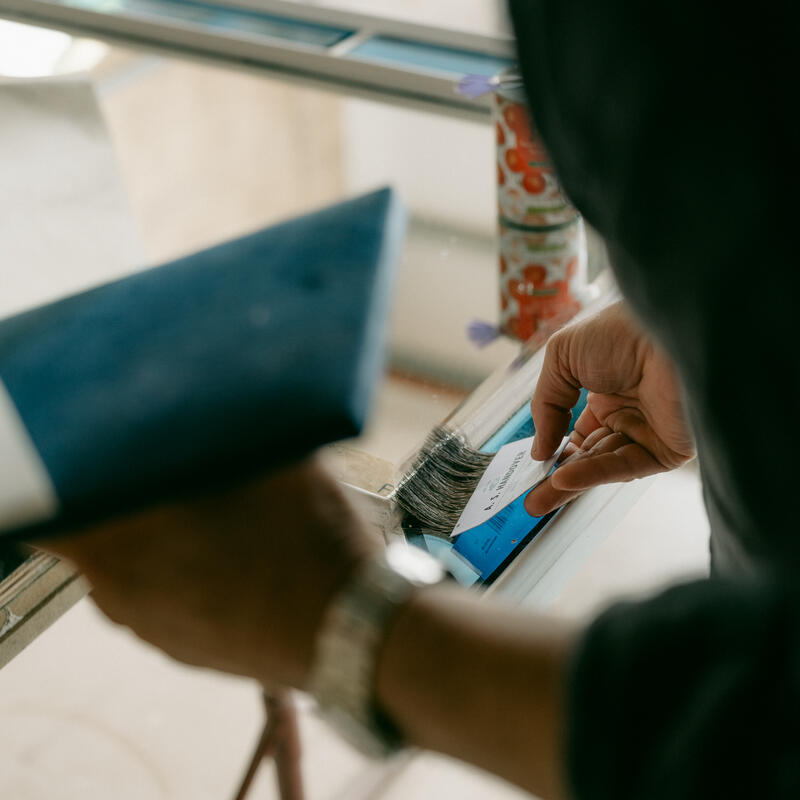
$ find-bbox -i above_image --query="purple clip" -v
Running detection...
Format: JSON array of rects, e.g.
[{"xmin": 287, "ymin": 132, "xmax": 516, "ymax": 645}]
[
  {"xmin": 456, "ymin": 74, "xmax": 498, "ymax": 99},
  {"xmin": 467, "ymin": 319, "xmax": 501, "ymax": 348},
  {"xmin": 456, "ymin": 73, "xmax": 524, "ymax": 99}
]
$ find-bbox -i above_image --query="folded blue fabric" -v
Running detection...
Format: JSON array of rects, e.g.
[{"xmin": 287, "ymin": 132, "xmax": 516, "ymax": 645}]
[{"xmin": 0, "ymin": 188, "xmax": 404, "ymax": 540}]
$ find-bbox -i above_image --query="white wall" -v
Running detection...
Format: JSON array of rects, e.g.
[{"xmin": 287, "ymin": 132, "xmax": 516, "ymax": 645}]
[{"xmin": 340, "ymin": 98, "xmax": 608, "ymax": 387}]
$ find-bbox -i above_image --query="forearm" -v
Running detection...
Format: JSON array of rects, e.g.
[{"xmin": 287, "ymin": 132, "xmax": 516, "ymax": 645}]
[{"xmin": 375, "ymin": 584, "xmax": 578, "ymax": 798}]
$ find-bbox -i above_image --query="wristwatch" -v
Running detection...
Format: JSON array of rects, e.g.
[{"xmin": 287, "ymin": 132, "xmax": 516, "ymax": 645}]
[{"xmin": 308, "ymin": 541, "xmax": 447, "ymax": 758}]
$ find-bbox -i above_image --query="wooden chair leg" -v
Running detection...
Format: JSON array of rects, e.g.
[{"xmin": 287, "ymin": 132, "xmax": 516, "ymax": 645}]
[{"xmin": 232, "ymin": 688, "xmax": 304, "ymax": 800}]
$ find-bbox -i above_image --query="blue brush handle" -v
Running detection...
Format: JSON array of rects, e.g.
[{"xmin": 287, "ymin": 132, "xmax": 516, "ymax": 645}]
[{"xmin": 0, "ymin": 188, "xmax": 404, "ymax": 540}]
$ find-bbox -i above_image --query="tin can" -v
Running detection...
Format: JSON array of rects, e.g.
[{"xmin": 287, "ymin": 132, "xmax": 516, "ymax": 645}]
[
  {"xmin": 494, "ymin": 81, "xmax": 587, "ymax": 341},
  {"xmin": 499, "ymin": 220, "xmax": 585, "ymax": 341}
]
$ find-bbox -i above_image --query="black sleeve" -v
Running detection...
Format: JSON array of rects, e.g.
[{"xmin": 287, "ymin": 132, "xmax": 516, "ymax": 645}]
[
  {"xmin": 507, "ymin": 0, "xmax": 800, "ymax": 572},
  {"xmin": 505, "ymin": 3, "xmax": 800, "ymax": 796},
  {"xmin": 567, "ymin": 577, "xmax": 800, "ymax": 799}
]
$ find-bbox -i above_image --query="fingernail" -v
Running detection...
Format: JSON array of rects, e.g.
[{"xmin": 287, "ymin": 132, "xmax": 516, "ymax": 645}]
[{"xmin": 524, "ymin": 492, "xmax": 542, "ymax": 517}]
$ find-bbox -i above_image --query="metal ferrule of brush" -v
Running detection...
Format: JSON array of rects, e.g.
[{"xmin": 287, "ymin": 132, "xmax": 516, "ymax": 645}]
[{"xmin": 394, "ymin": 426, "xmax": 494, "ymax": 538}]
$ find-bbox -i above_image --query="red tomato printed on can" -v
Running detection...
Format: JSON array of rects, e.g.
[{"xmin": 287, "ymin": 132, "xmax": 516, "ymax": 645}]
[{"xmin": 494, "ymin": 84, "xmax": 587, "ymax": 343}]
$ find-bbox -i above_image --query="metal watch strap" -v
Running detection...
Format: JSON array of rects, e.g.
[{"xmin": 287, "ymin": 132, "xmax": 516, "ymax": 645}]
[{"xmin": 308, "ymin": 542, "xmax": 445, "ymax": 758}]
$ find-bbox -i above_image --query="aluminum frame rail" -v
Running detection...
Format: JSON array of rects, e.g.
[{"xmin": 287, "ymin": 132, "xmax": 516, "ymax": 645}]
[{"xmin": 0, "ymin": 0, "xmax": 516, "ymax": 121}]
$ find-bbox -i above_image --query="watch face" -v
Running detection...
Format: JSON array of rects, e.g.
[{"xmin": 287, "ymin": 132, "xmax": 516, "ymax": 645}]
[{"xmin": 385, "ymin": 541, "xmax": 445, "ymax": 584}]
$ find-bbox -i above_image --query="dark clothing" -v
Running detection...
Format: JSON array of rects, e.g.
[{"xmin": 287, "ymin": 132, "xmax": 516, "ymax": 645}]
[
  {"xmin": 508, "ymin": 1, "xmax": 800, "ymax": 796},
  {"xmin": 568, "ymin": 578, "xmax": 800, "ymax": 799}
]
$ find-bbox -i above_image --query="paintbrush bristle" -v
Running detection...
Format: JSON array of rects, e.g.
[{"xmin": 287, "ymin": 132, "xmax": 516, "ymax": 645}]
[{"xmin": 395, "ymin": 427, "xmax": 494, "ymax": 537}]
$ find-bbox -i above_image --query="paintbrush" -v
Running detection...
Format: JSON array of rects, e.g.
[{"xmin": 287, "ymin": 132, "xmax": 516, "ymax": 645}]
[
  {"xmin": 0, "ymin": 189, "xmax": 404, "ymax": 542},
  {"xmin": 393, "ymin": 277, "xmax": 618, "ymax": 539},
  {"xmin": 394, "ymin": 427, "xmax": 494, "ymax": 537}
]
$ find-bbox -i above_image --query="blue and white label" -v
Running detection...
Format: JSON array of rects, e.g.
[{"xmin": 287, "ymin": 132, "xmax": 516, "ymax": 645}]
[{"xmin": 451, "ymin": 435, "xmax": 567, "ymax": 537}]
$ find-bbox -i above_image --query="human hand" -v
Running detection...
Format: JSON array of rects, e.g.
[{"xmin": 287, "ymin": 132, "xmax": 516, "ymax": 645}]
[
  {"xmin": 525, "ymin": 301, "xmax": 695, "ymax": 516},
  {"xmin": 42, "ymin": 457, "xmax": 378, "ymax": 689},
  {"xmin": 42, "ymin": 459, "xmax": 575, "ymax": 799}
]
